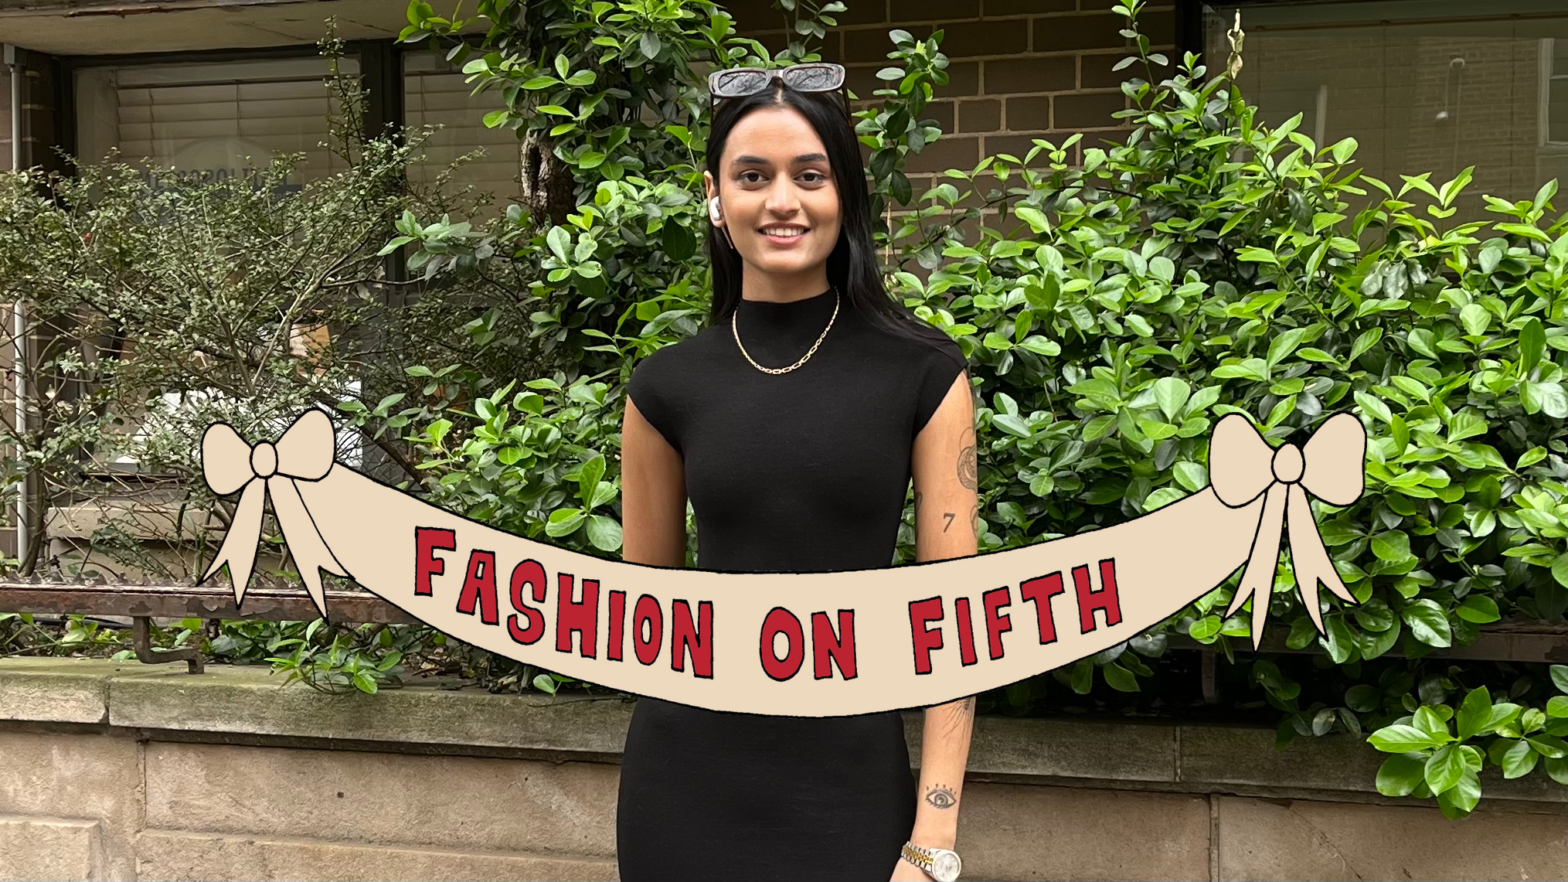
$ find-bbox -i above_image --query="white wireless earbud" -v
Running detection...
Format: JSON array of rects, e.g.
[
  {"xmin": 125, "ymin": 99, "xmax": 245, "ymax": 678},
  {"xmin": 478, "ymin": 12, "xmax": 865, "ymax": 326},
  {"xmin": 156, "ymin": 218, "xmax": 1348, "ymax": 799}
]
[{"xmin": 709, "ymin": 196, "xmax": 722, "ymax": 223}]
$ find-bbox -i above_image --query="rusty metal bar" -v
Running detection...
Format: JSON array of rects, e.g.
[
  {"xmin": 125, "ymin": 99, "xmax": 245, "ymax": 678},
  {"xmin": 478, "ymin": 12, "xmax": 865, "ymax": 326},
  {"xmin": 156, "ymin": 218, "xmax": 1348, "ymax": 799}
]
[
  {"xmin": 2, "ymin": 582, "xmax": 1563, "ymax": 663},
  {"xmin": 1165, "ymin": 617, "xmax": 1567, "ymax": 664},
  {"xmin": 132, "ymin": 615, "xmax": 204, "ymax": 674},
  {"xmin": 0, "ymin": 582, "xmax": 421, "ymax": 625}
]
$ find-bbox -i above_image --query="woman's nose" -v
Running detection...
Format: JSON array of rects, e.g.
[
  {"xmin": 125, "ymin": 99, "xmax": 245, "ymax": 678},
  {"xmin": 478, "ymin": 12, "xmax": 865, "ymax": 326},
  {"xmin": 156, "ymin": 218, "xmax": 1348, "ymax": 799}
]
[{"xmin": 765, "ymin": 178, "xmax": 800, "ymax": 214}]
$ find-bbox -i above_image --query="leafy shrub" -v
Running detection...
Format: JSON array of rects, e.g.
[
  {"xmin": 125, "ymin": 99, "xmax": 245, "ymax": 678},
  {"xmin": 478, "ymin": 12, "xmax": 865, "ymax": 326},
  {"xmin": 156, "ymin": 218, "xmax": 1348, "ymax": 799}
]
[{"xmin": 390, "ymin": 0, "xmax": 1566, "ymax": 817}]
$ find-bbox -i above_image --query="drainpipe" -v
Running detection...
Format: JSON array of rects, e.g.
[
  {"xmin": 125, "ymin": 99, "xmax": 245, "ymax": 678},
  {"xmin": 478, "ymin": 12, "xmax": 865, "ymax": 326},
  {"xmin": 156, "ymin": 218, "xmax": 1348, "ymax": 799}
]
[{"xmin": 3, "ymin": 43, "xmax": 27, "ymax": 565}]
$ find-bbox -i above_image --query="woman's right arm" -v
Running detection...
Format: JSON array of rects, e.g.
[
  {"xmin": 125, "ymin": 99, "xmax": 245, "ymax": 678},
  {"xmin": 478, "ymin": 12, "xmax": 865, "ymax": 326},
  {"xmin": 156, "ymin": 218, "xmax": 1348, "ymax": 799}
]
[{"xmin": 620, "ymin": 396, "xmax": 688, "ymax": 568}]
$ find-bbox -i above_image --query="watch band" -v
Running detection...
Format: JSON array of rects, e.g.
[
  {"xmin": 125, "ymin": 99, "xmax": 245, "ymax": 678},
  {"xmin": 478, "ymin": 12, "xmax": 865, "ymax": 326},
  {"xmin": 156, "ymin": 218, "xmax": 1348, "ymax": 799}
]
[{"xmin": 902, "ymin": 841, "xmax": 963, "ymax": 881}]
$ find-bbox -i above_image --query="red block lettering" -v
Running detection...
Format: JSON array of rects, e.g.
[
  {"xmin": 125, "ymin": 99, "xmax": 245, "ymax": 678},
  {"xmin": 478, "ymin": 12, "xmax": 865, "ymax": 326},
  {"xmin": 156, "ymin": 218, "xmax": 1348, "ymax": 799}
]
[
  {"xmin": 982, "ymin": 585, "xmax": 1012, "ymax": 661},
  {"xmin": 909, "ymin": 597, "xmax": 945, "ymax": 675},
  {"xmin": 1075, "ymin": 559, "xmax": 1123, "ymax": 633},
  {"xmin": 506, "ymin": 559, "xmax": 547, "ymax": 645},
  {"xmin": 632, "ymin": 595, "xmax": 662, "ymax": 666},
  {"xmin": 811, "ymin": 610, "xmax": 858, "ymax": 680},
  {"xmin": 414, "ymin": 527, "xmax": 456, "ymax": 596},
  {"xmin": 555, "ymin": 572, "xmax": 598, "ymax": 658},
  {"xmin": 1020, "ymin": 572, "xmax": 1065, "ymax": 644},
  {"xmin": 955, "ymin": 597, "xmax": 978, "ymax": 667},
  {"xmin": 455, "ymin": 549, "xmax": 498, "ymax": 625},
  {"xmin": 671, "ymin": 599, "xmax": 713, "ymax": 678},
  {"xmin": 760, "ymin": 607, "xmax": 804, "ymax": 682},
  {"xmin": 608, "ymin": 590, "xmax": 627, "ymax": 662}
]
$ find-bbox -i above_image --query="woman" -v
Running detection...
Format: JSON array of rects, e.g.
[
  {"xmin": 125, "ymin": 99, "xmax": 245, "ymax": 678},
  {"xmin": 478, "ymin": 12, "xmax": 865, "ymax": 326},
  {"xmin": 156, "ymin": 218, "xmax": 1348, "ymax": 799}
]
[{"xmin": 617, "ymin": 61, "xmax": 979, "ymax": 882}]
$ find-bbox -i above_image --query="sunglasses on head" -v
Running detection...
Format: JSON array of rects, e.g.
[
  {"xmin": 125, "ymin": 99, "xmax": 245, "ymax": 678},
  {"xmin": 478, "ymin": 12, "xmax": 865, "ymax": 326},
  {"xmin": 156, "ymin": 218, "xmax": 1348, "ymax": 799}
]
[{"xmin": 707, "ymin": 62, "xmax": 852, "ymax": 118}]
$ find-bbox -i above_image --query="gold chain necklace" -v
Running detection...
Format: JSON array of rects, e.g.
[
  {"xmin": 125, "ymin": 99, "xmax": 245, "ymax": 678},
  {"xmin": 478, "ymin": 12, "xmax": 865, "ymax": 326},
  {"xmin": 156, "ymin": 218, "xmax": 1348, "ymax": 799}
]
[{"xmin": 731, "ymin": 288, "xmax": 841, "ymax": 375}]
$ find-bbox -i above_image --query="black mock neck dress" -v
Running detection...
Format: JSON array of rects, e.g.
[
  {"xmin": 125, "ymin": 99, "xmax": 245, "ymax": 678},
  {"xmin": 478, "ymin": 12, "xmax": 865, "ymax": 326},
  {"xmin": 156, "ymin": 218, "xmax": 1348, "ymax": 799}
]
[{"xmin": 616, "ymin": 287, "xmax": 968, "ymax": 881}]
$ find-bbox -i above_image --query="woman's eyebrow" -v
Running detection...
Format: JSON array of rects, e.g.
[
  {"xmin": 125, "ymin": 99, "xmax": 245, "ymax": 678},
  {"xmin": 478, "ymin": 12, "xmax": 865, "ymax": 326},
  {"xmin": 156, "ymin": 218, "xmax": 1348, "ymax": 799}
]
[{"xmin": 730, "ymin": 152, "xmax": 829, "ymax": 166}]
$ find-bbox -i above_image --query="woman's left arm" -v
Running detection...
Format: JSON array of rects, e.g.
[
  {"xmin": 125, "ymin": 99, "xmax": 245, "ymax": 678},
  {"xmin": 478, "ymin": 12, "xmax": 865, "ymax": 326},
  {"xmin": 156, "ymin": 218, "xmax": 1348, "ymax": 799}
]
[{"xmin": 894, "ymin": 370, "xmax": 979, "ymax": 880}]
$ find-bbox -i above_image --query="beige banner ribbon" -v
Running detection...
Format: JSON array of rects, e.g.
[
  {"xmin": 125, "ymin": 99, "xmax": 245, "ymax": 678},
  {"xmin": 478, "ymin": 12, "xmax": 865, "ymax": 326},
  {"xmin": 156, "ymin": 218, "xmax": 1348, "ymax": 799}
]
[
  {"xmin": 200, "ymin": 410, "xmax": 348, "ymax": 616},
  {"xmin": 1210, "ymin": 412, "xmax": 1366, "ymax": 649},
  {"xmin": 196, "ymin": 409, "xmax": 1368, "ymax": 716}
]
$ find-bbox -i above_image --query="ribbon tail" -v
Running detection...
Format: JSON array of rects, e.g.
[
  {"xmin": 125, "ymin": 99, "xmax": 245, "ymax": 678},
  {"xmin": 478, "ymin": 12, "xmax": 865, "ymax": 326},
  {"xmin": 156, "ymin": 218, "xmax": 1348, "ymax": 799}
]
[
  {"xmin": 1285, "ymin": 484, "xmax": 1356, "ymax": 632},
  {"xmin": 267, "ymin": 476, "xmax": 350, "ymax": 622},
  {"xmin": 200, "ymin": 480, "xmax": 266, "ymax": 607},
  {"xmin": 1225, "ymin": 483, "xmax": 1286, "ymax": 651}
]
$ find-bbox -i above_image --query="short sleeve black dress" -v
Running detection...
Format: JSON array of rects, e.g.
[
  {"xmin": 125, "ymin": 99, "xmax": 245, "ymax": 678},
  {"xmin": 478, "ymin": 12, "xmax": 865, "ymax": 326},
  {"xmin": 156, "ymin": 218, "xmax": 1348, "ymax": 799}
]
[{"xmin": 617, "ymin": 286, "xmax": 968, "ymax": 882}]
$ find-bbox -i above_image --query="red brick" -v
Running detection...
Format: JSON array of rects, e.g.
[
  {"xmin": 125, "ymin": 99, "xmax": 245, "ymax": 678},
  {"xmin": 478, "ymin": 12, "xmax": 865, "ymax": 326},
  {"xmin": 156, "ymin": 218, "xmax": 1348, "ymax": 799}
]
[
  {"xmin": 834, "ymin": 0, "xmax": 892, "ymax": 26},
  {"xmin": 1140, "ymin": 8, "xmax": 1175, "ymax": 46},
  {"xmin": 1053, "ymin": 90, "xmax": 1125, "ymax": 128},
  {"xmin": 936, "ymin": 20, "xmax": 1032, "ymax": 57},
  {"xmin": 1006, "ymin": 95, "xmax": 1052, "ymax": 129},
  {"xmin": 905, "ymin": 133, "xmax": 981, "ymax": 173},
  {"xmin": 895, "ymin": 0, "xmax": 982, "ymax": 21},
  {"xmin": 938, "ymin": 61, "xmax": 982, "ymax": 96},
  {"xmin": 957, "ymin": 98, "xmax": 1002, "ymax": 132},
  {"xmin": 983, "ymin": 132, "xmax": 1070, "ymax": 164},
  {"xmin": 1078, "ymin": 51, "xmax": 1134, "ymax": 89},
  {"xmin": 982, "ymin": 0, "xmax": 1077, "ymax": 15},
  {"xmin": 846, "ymin": 60, "xmax": 980, "ymax": 99},
  {"xmin": 920, "ymin": 100, "xmax": 957, "ymax": 133},
  {"xmin": 729, "ymin": 0, "xmax": 890, "ymax": 29},
  {"xmin": 1032, "ymin": 12, "xmax": 1125, "ymax": 52},
  {"xmin": 983, "ymin": 56, "xmax": 1076, "ymax": 93},
  {"xmin": 844, "ymin": 24, "xmax": 936, "ymax": 62},
  {"xmin": 749, "ymin": 30, "xmax": 846, "ymax": 61}
]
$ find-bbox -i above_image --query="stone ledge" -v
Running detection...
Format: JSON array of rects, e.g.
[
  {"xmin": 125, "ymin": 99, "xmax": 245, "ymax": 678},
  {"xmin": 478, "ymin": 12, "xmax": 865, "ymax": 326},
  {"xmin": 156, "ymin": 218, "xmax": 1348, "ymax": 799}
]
[
  {"xmin": 135, "ymin": 829, "xmax": 618, "ymax": 882},
  {"xmin": 1, "ymin": 657, "xmax": 1562, "ymax": 805}
]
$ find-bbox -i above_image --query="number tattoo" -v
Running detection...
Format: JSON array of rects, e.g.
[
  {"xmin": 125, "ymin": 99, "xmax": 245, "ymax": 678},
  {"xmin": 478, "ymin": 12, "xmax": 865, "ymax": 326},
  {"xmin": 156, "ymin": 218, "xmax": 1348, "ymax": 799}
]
[{"xmin": 942, "ymin": 512, "xmax": 955, "ymax": 532}]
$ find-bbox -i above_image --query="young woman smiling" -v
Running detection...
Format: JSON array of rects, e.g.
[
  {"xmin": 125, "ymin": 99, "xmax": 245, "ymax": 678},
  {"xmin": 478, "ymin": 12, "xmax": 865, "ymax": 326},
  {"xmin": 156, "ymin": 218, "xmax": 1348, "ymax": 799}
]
[{"xmin": 617, "ymin": 62, "xmax": 978, "ymax": 882}]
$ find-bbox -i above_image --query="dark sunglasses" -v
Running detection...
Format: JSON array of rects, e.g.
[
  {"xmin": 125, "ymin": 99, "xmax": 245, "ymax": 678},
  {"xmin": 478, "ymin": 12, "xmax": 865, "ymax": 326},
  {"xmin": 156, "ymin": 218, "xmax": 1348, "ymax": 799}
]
[{"xmin": 707, "ymin": 62, "xmax": 852, "ymax": 119}]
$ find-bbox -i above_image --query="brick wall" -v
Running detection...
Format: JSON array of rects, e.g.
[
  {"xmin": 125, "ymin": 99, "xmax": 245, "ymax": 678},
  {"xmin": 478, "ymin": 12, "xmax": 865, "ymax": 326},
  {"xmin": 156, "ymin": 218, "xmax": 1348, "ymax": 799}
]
[{"xmin": 724, "ymin": 0, "xmax": 1177, "ymax": 242}]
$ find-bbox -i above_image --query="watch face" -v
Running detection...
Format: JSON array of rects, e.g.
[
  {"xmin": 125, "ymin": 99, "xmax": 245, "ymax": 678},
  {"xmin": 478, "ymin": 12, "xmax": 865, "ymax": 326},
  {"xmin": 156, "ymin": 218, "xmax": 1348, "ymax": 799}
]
[{"xmin": 932, "ymin": 850, "xmax": 961, "ymax": 882}]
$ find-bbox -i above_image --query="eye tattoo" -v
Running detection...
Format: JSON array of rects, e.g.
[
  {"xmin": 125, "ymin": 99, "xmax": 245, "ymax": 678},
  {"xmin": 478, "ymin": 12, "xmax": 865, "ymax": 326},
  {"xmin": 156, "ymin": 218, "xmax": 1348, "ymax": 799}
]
[{"xmin": 924, "ymin": 785, "xmax": 958, "ymax": 810}]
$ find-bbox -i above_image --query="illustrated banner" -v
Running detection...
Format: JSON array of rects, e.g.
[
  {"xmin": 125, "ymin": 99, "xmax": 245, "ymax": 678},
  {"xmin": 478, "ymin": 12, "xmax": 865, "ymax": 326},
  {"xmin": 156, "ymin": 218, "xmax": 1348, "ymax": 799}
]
[{"xmin": 198, "ymin": 409, "xmax": 1368, "ymax": 717}]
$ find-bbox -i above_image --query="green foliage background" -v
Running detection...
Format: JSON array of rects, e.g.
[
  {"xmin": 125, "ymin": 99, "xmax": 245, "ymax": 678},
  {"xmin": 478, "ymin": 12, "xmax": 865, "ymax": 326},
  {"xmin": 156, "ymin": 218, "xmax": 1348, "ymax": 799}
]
[{"xmin": 1, "ymin": 0, "xmax": 1561, "ymax": 820}]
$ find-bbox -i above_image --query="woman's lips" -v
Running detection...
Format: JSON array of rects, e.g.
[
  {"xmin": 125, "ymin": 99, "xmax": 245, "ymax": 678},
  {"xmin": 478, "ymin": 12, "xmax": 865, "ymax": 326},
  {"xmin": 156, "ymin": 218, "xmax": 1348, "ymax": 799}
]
[{"xmin": 760, "ymin": 228, "xmax": 808, "ymax": 246}]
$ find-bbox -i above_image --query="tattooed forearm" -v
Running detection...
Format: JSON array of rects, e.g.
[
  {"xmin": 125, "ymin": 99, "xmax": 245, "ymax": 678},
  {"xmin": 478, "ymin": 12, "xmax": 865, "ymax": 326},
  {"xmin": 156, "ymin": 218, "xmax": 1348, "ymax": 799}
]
[
  {"xmin": 941, "ymin": 694, "xmax": 978, "ymax": 737},
  {"xmin": 957, "ymin": 426, "xmax": 977, "ymax": 490},
  {"xmin": 923, "ymin": 784, "xmax": 959, "ymax": 810}
]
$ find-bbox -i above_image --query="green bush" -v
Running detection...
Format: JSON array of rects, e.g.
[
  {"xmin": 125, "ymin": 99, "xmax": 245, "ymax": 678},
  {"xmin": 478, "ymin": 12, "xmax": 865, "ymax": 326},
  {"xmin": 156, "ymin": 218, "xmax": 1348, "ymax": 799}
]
[
  {"xmin": 7, "ymin": 0, "xmax": 1546, "ymax": 817},
  {"xmin": 388, "ymin": 0, "xmax": 1567, "ymax": 817}
]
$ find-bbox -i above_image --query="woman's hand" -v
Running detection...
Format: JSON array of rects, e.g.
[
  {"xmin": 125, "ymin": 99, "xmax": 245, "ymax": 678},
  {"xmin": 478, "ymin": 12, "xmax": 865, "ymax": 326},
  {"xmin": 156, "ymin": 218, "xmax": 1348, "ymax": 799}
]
[{"xmin": 891, "ymin": 855, "xmax": 932, "ymax": 881}]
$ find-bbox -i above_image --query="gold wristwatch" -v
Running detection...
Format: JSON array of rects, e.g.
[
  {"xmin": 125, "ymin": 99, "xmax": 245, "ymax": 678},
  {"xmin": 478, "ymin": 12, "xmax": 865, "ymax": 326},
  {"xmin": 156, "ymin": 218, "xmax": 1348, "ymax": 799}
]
[{"xmin": 902, "ymin": 841, "xmax": 962, "ymax": 881}]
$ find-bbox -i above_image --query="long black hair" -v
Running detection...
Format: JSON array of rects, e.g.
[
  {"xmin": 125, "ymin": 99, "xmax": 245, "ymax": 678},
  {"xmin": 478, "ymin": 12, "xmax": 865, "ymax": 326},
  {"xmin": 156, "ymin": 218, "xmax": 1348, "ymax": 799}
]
[{"xmin": 704, "ymin": 79, "xmax": 959, "ymax": 360}]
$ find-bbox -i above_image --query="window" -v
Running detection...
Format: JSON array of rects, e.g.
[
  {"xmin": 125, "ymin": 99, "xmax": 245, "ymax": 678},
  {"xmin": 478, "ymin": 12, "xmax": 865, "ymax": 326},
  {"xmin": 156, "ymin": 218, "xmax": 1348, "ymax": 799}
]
[
  {"xmin": 71, "ymin": 57, "xmax": 367, "ymax": 476},
  {"xmin": 74, "ymin": 56, "xmax": 361, "ymax": 192},
  {"xmin": 1204, "ymin": 0, "xmax": 1567, "ymax": 218},
  {"xmin": 403, "ymin": 49, "xmax": 526, "ymax": 224},
  {"xmin": 1541, "ymin": 37, "xmax": 1567, "ymax": 146}
]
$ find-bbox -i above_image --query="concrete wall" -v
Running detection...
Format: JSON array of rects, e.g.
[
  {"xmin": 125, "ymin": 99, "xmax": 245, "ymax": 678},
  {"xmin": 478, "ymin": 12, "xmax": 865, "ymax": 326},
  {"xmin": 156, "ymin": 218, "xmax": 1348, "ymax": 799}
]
[{"xmin": 1, "ymin": 657, "xmax": 1563, "ymax": 881}]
